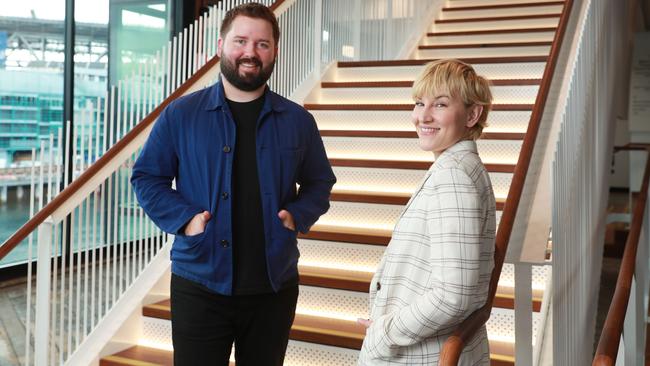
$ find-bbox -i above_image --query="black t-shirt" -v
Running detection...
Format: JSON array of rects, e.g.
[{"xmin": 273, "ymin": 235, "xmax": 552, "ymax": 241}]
[{"xmin": 227, "ymin": 94, "xmax": 272, "ymax": 295}]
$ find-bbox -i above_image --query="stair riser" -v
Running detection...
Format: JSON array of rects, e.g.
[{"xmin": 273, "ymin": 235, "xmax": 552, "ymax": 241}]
[
  {"xmin": 431, "ymin": 17, "xmax": 559, "ymax": 33},
  {"xmin": 313, "ymin": 110, "xmax": 532, "ymax": 134},
  {"xmin": 309, "ymin": 85, "xmax": 539, "ymax": 105},
  {"xmin": 323, "ymin": 136, "xmax": 522, "ymax": 165},
  {"xmin": 330, "ymin": 63, "xmax": 546, "ymax": 82},
  {"xmin": 317, "ymin": 200, "xmax": 503, "ymax": 231},
  {"xmin": 139, "ymin": 315, "xmax": 518, "ymax": 364},
  {"xmin": 446, "ymin": 0, "xmax": 562, "ymax": 7},
  {"xmin": 138, "ymin": 292, "xmax": 540, "ymax": 351},
  {"xmin": 139, "ymin": 318, "xmax": 361, "ymax": 365},
  {"xmin": 414, "ymin": 45, "xmax": 550, "ymax": 59},
  {"xmin": 423, "ymin": 31, "xmax": 555, "ymax": 46},
  {"xmin": 331, "ymin": 166, "xmax": 513, "ymax": 201},
  {"xmin": 297, "ymin": 238, "xmax": 550, "ymax": 298},
  {"xmin": 441, "ymin": 4, "xmax": 563, "ymax": 19}
]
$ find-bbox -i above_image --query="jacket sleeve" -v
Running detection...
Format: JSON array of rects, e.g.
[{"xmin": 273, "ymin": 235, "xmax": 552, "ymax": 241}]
[
  {"xmin": 283, "ymin": 114, "xmax": 336, "ymax": 234},
  {"xmin": 361, "ymin": 167, "xmax": 485, "ymax": 359},
  {"xmin": 131, "ymin": 105, "xmax": 204, "ymax": 235}
]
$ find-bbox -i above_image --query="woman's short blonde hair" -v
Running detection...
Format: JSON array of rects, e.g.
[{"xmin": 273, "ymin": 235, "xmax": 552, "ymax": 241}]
[{"xmin": 412, "ymin": 59, "xmax": 493, "ymax": 140}]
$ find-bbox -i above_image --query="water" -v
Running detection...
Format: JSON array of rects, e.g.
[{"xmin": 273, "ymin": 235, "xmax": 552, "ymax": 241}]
[
  {"xmin": 0, "ymin": 186, "xmax": 32, "ymax": 266},
  {"xmin": 0, "ymin": 182, "xmax": 164, "ymax": 269}
]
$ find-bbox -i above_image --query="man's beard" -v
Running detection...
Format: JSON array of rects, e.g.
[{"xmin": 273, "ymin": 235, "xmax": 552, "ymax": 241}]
[{"xmin": 220, "ymin": 55, "xmax": 275, "ymax": 92}]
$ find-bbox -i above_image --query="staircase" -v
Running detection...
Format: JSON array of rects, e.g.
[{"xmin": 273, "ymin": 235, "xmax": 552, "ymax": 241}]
[{"xmin": 99, "ymin": 0, "xmax": 565, "ymax": 364}]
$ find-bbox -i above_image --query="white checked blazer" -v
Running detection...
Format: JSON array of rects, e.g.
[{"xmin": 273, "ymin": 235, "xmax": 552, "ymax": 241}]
[{"xmin": 358, "ymin": 140, "xmax": 496, "ymax": 366}]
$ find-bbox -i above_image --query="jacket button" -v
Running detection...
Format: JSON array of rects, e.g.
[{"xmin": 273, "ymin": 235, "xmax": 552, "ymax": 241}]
[
  {"xmin": 222, "ymin": 192, "xmax": 229, "ymax": 200},
  {"xmin": 221, "ymin": 239, "xmax": 229, "ymax": 248},
  {"xmin": 376, "ymin": 281, "xmax": 381, "ymax": 291},
  {"xmin": 223, "ymin": 145, "xmax": 231, "ymax": 153}
]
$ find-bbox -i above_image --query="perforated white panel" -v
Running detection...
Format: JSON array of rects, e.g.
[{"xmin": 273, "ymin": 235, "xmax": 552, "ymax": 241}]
[
  {"xmin": 331, "ymin": 62, "xmax": 546, "ymax": 82},
  {"xmin": 498, "ymin": 263, "xmax": 551, "ymax": 295},
  {"xmin": 298, "ymin": 286, "xmax": 369, "ymax": 319},
  {"xmin": 332, "ymin": 167, "xmax": 511, "ymax": 202},
  {"xmin": 141, "ymin": 317, "xmax": 361, "ymax": 365},
  {"xmin": 317, "ymin": 201, "xmax": 503, "ymax": 230},
  {"xmin": 489, "ymin": 173, "xmax": 514, "ymax": 200},
  {"xmin": 314, "ymin": 110, "xmax": 413, "ymax": 131},
  {"xmin": 310, "ymin": 85, "xmax": 539, "ymax": 105},
  {"xmin": 142, "ymin": 316, "xmax": 173, "ymax": 346},
  {"xmin": 333, "ymin": 166, "xmax": 427, "ymax": 193},
  {"xmin": 317, "ymin": 201, "xmax": 404, "ymax": 231},
  {"xmin": 486, "ymin": 111, "xmax": 532, "ymax": 133},
  {"xmin": 298, "ymin": 239, "xmax": 385, "ymax": 270},
  {"xmin": 313, "ymin": 110, "xmax": 531, "ymax": 133},
  {"xmin": 285, "ymin": 341, "xmax": 359, "ymax": 366},
  {"xmin": 473, "ymin": 63, "xmax": 546, "ymax": 80},
  {"xmin": 440, "ymin": 4, "xmax": 563, "ymax": 20},
  {"xmin": 487, "ymin": 308, "xmax": 542, "ymax": 345},
  {"xmin": 422, "ymin": 31, "xmax": 555, "ymax": 46},
  {"xmin": 431, "ymin": 17, "xmax": 559, "ymax": 33},
  {"xmin": 324, "ymin": 137, "xmax": 522, "ymax": 165},
  {"xmin": 445, "ymin": 0, "xmax": 561, "ymax": 8},
  {"xmin": 415, "ymin": 46, "xmax": 550, "ymax": 60}
]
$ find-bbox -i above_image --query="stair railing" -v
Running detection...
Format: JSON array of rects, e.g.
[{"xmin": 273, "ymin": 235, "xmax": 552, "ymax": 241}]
[
  {"xmin": 439, "ymin": 0, "xmax": 576, "ymax": 364},
  {"xmin": 592, "ymin": 145, "xmax": 650, "ymax": 366}
]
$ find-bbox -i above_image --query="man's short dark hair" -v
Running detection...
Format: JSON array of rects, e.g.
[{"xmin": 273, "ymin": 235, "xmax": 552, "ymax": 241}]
[{"xmin": 220, "ymin": 3, "xmax": 280, "ymax": 45}]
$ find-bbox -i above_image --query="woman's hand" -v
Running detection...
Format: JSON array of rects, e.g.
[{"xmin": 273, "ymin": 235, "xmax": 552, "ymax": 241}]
[{"xmin": 357, "ymin": 318, "xmax": 373, "ymax": 328}]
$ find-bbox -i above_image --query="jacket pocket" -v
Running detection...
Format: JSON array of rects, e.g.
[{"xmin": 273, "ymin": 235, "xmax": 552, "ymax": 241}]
[{"xmin": 174, "ymin": 221, "xmax": 210, "ymax": 250}]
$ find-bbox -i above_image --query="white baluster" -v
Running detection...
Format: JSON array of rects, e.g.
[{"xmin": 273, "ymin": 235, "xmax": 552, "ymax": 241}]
[{"xmin": 34, "ymin": 218, "xmax": 54, "ymax": 366}]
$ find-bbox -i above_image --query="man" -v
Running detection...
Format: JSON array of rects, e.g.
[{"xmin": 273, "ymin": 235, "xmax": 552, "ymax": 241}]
[{"xmin": 131, "ymin": 3, "xmax": 336, "ymax": 365}]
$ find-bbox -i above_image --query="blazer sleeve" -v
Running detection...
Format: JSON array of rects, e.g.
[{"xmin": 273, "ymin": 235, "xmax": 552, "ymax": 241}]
[
  {"xmin": 131, "ymin": 105, "xmax": 204, "ymax": 235},
  {"xmin": 362, "ymin": 167, "xmax": 485, "ymax": 359}
]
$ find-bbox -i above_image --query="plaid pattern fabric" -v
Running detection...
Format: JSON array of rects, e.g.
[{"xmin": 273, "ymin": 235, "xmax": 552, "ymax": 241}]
[{"xmin": 358, "ymin": 140, "xmax": 496, "ymax": 366}]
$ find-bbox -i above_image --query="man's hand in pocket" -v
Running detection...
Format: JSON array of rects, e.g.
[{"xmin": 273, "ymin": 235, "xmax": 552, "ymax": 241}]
[{"xmin": 184, "ymin": 211, "xmax": 211, "ymax": 236}]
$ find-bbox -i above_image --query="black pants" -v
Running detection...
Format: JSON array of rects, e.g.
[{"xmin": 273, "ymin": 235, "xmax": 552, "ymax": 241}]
[{"xmin": 170, "ymin": 274, "xmax": 299, "ymax": 366}]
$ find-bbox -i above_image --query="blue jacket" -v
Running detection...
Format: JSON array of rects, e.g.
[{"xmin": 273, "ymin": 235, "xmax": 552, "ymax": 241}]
[{"xmin": 131, "ymin": 81, "xmax": 336, "ymax": 295}]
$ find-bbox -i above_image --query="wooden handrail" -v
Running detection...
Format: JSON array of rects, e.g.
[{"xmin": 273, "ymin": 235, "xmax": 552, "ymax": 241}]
[
  {"xmin": 439, "ymin": 0, "xmax": 575, "ymax": 364},
  {"xmin": 593, "ymin": 145, "xmax": 650, "ymax": 366},
  {"xmin": 0, "ymin": 0, "xmax": 286, "ymax": 261}
]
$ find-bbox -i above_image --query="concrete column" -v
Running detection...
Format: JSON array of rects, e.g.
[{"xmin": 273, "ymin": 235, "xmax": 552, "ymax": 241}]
[
  {"xmin": 16, "ymin": 186, "xmax": 24, "ymax": 200},
  {"xmin": 0, "ymin": 186, "xmax": 7, "ymax": 203}
]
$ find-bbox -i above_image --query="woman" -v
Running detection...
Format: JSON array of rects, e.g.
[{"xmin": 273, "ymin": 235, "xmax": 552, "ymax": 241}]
[{"xmin": 358, "ymin": 59, "xmax": 496, "ymax": 365}]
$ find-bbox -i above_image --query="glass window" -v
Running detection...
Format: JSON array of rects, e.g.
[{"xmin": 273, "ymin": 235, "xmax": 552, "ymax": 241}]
[
  {"xmin": 109, "ymin": 0, "xmax": 171, "ymax": 85},
  {"xmin": 0, "ymin": 0, "xmax": 66, "ymax": 265}
]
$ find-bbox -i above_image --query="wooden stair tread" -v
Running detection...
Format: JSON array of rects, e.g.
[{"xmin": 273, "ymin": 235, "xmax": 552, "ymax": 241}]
[
  {"xmin": 329, "ymin": 158, "xmax": 516, "ymax": 173},
  {"xmin": 320, "ymin": 130, "xmax": 526, "ymax": 140},
  {"xmin": 329, "ymin": 188, "xmax": 507, "ymax": 210},
  {"xmin": 100, "ymin": 346, "xmax": 233, "ymax": 366},
  {"xmin": 100, "ymin": 345, "xmax": 173, "ymax": 366},
  {"xmin": 306, "ymin": 104, "xmax": 533, "ymax": 111},
  {"xmin": 298, "ymin": 265, "xmax": 541, "ymax": 311},
  {"xmin": 321, "ymin": 79, "xmax": 542, "ymax": 88},
  {"xmin": 443, "ymin": 1, "xmax": 565, "ymax": 11},
  {"xmin": 337, "ymin": 56, "xmax": 548, "ymax": 67},
  {"xmin": 100, "ymin": 340, "xmax": 513, "ymax": 365},
  {"xmin": 138, "ymin": 302, "xmax": 514, "ymax": 362},
  {"xmin": 428, "ymin": 26, "xmax": 556, "ymax": 36},
  {"xmin": 302, "ymin": 224, "xmax": 393, "ymax": 244},
  {"xmin": 435, "ymin": 13, "xmax": 561, "ymax": 23},
  {"xmin": 419, "ymin": 41, "xmax": 552, "ymax": 49}
]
